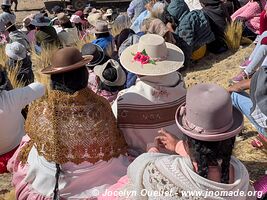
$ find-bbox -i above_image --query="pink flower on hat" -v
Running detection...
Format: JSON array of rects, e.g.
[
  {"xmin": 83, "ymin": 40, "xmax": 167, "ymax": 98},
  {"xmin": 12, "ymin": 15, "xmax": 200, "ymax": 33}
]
[
  {"xmin": 133, "ymin": 52, "xmax": 142, "ymax": 61},
  {"xmin": 140, "ymin": 55, "xmax": 150, "ymax": 64},
  {"xmin": 132, "ymin": 49, "xmax": 156, "ymax": 65}
]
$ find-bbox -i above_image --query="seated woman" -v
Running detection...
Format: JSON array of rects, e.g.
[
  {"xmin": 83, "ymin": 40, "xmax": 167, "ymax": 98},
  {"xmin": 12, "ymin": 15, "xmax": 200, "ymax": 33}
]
[
  {"xmin": 112, "ymin": 34, "xmax": 186, "ymax": 157},
  {"xmin": 20, "ymin": 14, "xmax": 36, "ymax": 45},
  {"xmin": 92, "ymin": 20, "xmax": 114, "ymax": 57},
  {"xmin": 228, "ymin": 65, "xmax": 267, "ymax": 148},
  {"xmin": 0, "ymin": 66, "xmax": 45, "ymax": 174},
  {"xmin": 89, "ymin": 59, "xmax": 126, "ymax": 103},
  {"xmin": 231, "ymin": 9, "xmax": 267, "ymax": 83},
  {"xmin": 57, "ymin": 12, "xmax": 79, "ymax": 47},
  {"xmin": 112, "ymin": 14, "xmax": 132, "ymax": 36},
  {"xmin": 8, "ymin": 47, "xmax": 129, "ymax": 199},
  {"xmin": 141, "ymin": 18, "xmax": 176, "ymax": 44},
  {"xmin": 200, "ymin": 0, "xmax": 229, "ymax": 54},
  {"xmin": 5, "ymin": 42, "xmax": 34, "ymax": 86},
  {"xmin": 130, "ymin": 0, "xmax": 166, "ymax": 33},
  {"xmin": 116, "ymin": 29, "xmax": 141, "ymax": 88},
  {"xmin": 31, "ymin": 14, "xmax": 62, "ymax": 49},
  {"xmin": 231, "ymin": 0, "xmax": 266, "ymax": 39},
  {"xmin": 164, "ymin": 0, "xmax": 215, "ymax": 67},
  {"xmin": 99, "ymin": 83, "xmax": 257, "ymax": 200}
]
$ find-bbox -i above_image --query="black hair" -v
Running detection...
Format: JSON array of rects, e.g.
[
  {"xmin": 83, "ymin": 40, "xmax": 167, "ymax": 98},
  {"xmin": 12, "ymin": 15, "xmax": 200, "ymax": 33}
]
[
  {"xmin": 115, "ymin": 28, "xmax": 135, "ymax": 50},
  {"xmin": 40, "ymin": 8, "xmax": 49, "ymax": 17},
  {"xmin": 61, "ymin": 21, "xmax": 73, "ymax": 29},
  {"xmin": 1, "ymin": 5, "xmax": 11, "ymax": 13},
  {"xmin": 6, "ymin": 22, "xmax": 17, "ymax": 33},
  {"xmin": 97, "ymin": 65, "xmax": 123, "ymax": 92},
  {"xmin": 184, "ymin": 135, "xmax": 236, "ymax": 184},
  {"xmin": 53, "ymin": 163, "xmax": 61, "ymax": 200},
  {"xmin": 27, "ymin": 24, "xmax": 35, "ymax": 31},
  {"xmin": 95, "ymin": 32, "xmax": 111, "ymax": 39},
  {"xmin": 51, "ymin": 66, "xmax": 89, "ymax": 94},
  {"xmin": 74, "ymin": 23, "xmax": 83, "ymax": 31}
]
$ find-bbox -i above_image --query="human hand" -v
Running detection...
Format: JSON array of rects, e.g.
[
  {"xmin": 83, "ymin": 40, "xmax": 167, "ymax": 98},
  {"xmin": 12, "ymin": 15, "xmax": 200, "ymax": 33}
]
[
  {"xmin": 227, "ymin": 84, "xmax": 243, "ymax": 93},
  {"xmin": 148, "ymin": 147, "xmax": 160, "ymax": 153},
  {"xmin": 156, "ymin": 129, "xmax": 179, "ymax": 152}
]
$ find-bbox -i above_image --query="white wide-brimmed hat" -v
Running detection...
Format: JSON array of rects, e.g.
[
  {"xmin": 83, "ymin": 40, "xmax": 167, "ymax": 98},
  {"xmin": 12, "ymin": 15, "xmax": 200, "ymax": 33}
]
[
  {"xmin": 5, "ymin": 42, "xmax": 27, "ymax": 61},
  {"xmin": 120, "ymin": 34, "xmax": 184, "ymax": 76},
  {"xmin": 94, "ymin": 59, "xmax": 126, "ymax": 87}
]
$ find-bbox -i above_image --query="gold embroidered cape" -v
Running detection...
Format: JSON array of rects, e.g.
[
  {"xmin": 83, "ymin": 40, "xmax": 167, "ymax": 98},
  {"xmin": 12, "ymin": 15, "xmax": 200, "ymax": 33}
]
[{"xmin": 20, "ymin": 88, "xmax": 127, "ymax": 165}]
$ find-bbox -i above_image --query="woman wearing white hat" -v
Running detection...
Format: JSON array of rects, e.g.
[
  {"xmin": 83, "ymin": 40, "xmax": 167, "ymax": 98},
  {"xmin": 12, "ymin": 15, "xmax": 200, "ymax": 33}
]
[{"xmin": 112, "ymin": 34, "xmax": 186, "ymax": 157}]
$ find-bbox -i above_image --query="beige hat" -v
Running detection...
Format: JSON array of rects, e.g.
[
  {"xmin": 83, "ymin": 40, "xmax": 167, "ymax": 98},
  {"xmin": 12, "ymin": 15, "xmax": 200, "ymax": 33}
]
[
  {"xmin": 103, "ymin": 8, "xmax": 113, "ymax": 17},
  {"xmin": 57, "ymin": 12, "xmax": 70, "ymax": 24},
  {"xmin": 94, "ymin": 59, "xmax": 126, "ymax": 87},
  {"xmin": 87, "ymin": 12, "xmax": 102, "ymax": 27},
  {"xmin": 142, "ymin": 18, "xmax": 169, "ymax": 37},
  {"xmin": 92, "ymin": 20, "xmax": 111, "ymax": 34},
  {"xmin": 120, "ymin": 34, "xmax": 184, "ymax": 76}
]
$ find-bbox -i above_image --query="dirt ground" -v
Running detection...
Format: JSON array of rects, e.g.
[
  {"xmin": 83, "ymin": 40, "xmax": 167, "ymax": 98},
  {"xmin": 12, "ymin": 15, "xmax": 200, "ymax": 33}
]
[{"xmin": 0, "ymin": 1, "xmax": 266, "ymax": 199}]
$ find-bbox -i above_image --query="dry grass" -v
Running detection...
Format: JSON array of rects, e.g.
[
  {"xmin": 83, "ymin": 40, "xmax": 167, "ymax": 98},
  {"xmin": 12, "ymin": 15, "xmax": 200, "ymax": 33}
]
[
  {"xmin": 75, "ymin": 34, "xmax": 94, "ymax": 50},
  {"xmin": 31, "ymin": 47, "xmax": 57, "ymax": 92},
  {"xmin": 0, "ymin": 1, "xmax": 266, "ymax": 199},
  {"xmin": 225, "ymin": 21, "xmax": 243, "ymax": 51},
  {"xmin": 0, "ymin": 46, "xmax": 7, "ymax": 67},
  {"xmin": 5, "ymin": 65, "xmax": 25, "ymax": 88}
]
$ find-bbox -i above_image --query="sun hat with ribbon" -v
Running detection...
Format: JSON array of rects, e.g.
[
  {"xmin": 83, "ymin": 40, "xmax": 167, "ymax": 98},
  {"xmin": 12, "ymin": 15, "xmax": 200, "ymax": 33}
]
[
  {"xmin": 175, "ymin": 83, "xmax": 244, "ymax": 142},
  {"xmin": 94, "ymin": 59, "xmax": 126, "ymax": 87},
  {"xmin": 30, "ymin": 14, "xmax": 51, "ymax": 27},
  {"xmin": 5, "ymin": 41, "xmax": 27, "ymax": 61},
  {"xmin": 120, "ymin": 34, "xmax": 184, "ymax": 76},
  {"xmin": 42, "ymin": 47, "xmax": 93, "ymax": 75},
  {"xmin": 81, "ymin": 43, "xmax": 105, "ymax": 67}
]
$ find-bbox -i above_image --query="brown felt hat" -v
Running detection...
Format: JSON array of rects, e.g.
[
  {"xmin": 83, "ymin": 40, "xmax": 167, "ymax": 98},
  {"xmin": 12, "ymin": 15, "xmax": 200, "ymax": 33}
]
[{"xmin": 42, "ymin": 47, "xmax": 93, "ymax": 75}]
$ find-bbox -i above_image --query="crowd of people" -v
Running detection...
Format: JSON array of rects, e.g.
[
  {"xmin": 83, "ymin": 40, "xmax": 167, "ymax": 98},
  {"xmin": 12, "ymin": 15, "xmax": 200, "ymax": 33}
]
[{"xmin": 0, "ymin": 0, "xmax": 267, "ymax": 199}]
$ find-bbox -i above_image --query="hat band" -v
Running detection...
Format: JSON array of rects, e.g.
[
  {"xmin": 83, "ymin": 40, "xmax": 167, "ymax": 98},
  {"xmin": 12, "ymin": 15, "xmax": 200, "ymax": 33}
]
[{"xmin": 180, "ymin": 106, "xmax": 234, "ymax": 134}]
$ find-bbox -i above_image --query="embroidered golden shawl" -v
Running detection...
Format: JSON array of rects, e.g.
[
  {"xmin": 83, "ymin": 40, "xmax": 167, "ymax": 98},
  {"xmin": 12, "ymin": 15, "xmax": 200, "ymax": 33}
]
[{"xmin": 20, "ymin": 88, "xmax": 127, "ymax": 164}]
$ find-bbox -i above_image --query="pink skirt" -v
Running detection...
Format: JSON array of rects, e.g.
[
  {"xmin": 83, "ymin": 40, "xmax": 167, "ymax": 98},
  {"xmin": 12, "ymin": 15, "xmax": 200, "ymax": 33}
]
[{"xmin": 98, "ymin": 176, "xmax": 129, "ymax": 200}]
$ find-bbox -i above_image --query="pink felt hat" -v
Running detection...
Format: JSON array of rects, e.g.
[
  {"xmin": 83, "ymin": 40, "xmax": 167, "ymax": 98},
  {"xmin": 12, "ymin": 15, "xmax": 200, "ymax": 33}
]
[{"xmin": 175, "ymin": 83, "xmax": 244, "ymax": 141}]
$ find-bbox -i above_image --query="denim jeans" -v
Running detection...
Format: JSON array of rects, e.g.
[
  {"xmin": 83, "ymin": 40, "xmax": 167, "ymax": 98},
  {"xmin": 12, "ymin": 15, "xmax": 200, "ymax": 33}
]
[
  {"xmin": 245, "ymin": 31, "xmax": 267, "ymax": 75},
  {"xmin": 231, "ymin": 92, "xmax": 267, "ymax": 136}
]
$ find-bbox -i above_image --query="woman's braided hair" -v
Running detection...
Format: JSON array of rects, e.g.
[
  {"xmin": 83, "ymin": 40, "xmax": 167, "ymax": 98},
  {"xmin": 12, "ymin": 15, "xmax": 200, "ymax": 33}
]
[{"xmin": 184, "ymin": 135, "xmax": 236, "ymax": 184}]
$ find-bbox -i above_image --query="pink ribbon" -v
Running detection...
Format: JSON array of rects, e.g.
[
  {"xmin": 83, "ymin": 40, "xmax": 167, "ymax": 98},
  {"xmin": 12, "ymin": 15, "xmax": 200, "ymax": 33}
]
[{"xmin": 180, "ymin": 106, "xmax": 234, "ymax": 134}]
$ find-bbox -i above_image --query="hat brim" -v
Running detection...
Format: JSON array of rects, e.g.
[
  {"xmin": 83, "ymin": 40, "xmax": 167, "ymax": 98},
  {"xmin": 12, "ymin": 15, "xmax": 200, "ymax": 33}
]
[
  {"xmin": 120, "ymin": 42, "xmax": 184, "ymax": 76},
  {"xmin": 85, "ymin": 45, "xmax": 105, "ymax": 67},
  {"xmin": 41, "ymin": 55, "xmax": 93, "ymax": 75},
  {"xmin": 94, "ymin": 63, "xmax": 126, "ymax": 87},
  {"xmin": 30, "ymin": 19, "xmax": 50, "ymax": 27},
  {"xmin": 175, "ymin": 102, "xmax": 244, "ymax": 142},
  {"xmin": 92, "ymin": 27, "xmax": 111, "ymax": 34},
  {"xmin": 5, "ymin": 43, "xmax": 26, "ymax": 61}
]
